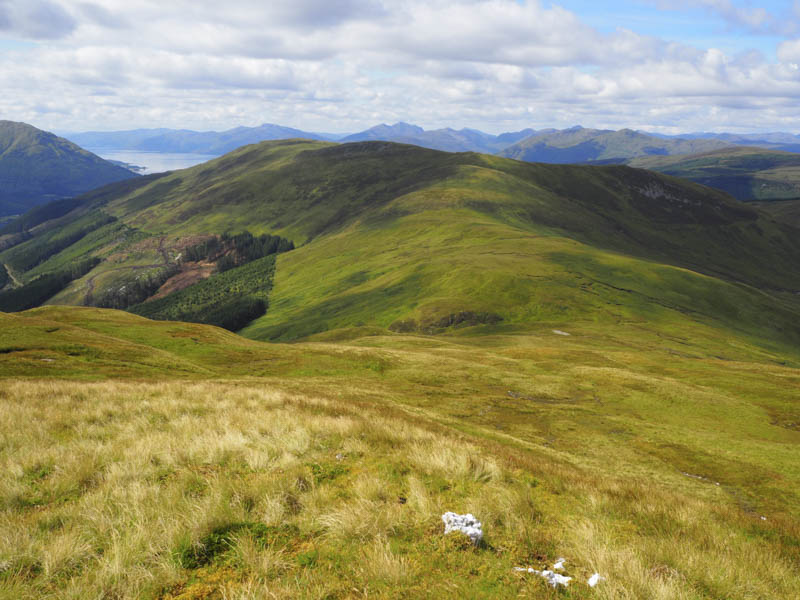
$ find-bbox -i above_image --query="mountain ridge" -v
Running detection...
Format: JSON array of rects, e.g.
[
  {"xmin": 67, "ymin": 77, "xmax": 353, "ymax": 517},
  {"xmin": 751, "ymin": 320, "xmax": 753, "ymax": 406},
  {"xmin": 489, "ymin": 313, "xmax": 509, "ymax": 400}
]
[
  {"xmin": 498, "ymin": 127, "xmax": 737, "ymax": 163},
  {"xmin": 3, "ymin": 138, "xmax": 800, "ymax": 600},
  {"xmin": 65, "ymin": 122, "xmax": 539, "ymax": 156},
  {"xmin": 65, "ymin": 122, "xmax": 800, "ymax": 163},
  {"xmin": 2, "ymin": 139, "xmax": 798, "ymax": 356},
  {"xmin": 0, "ymin": 121, "xmax": 139, "ymax": 216},
  {"xmin": 65, "ymin": 123, "xmax": 335, "ymax": 155}
]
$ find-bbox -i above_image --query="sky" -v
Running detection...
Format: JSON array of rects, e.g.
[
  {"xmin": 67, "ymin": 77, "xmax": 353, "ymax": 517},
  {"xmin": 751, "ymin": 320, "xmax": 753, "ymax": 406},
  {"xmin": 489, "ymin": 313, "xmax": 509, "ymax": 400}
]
[{"xmin": 1, "ymin": 0, "xmax": 800, "ymax": 134}]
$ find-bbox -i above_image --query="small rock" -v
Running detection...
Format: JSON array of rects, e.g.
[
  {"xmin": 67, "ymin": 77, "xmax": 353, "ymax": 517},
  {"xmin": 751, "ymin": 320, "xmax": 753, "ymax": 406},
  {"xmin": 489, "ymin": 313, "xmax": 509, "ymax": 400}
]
[
  {"xmin": 553, "ymin": 558, "xmax": 566, "ymax": 571},
  {"xmin": 335, "ymin": 453, "xmax": 344, "ymax": 461},
  {"xmin": 541, "ymin": 570, "xmax": 572, "ymax": 588},
  {"xmin": 398, "ymin": 496, "xmax": 407, "ymax": 504},
  {"xmin": 588, "ymin": 573, "xmax": 604, "ymax": 587},
  {"xmin": 514, "ymin": 566, "xmax": 572, "ymax": 588},
  {"xmin": 552, "ymin": 329, "xmax": 571, "ymax": 336},
  {"xmin": 442, "ymin": 512, "xmax": 483, "ymax": 545}
]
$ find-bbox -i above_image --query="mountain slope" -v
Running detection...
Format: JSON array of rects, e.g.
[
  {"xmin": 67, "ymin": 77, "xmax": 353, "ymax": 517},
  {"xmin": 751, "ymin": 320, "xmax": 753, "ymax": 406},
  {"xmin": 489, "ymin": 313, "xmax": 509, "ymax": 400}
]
[
  {"xmin": 2, "ymin": 297, "xmax": 800, "ymax": 598},
  {"xmin": 628, "ymin": 146, "xmax": 800, "ymax": 201},
  {"xmin": 0, "ymin": 121, "xmax": 138, "ymax": 216},
  {"xmin": 500, "ymin": 127, "xmax": 735, "ymax": 163},
  {"xmin": 2, "ymin": 140, "xmax": 799, "ymax": 357},
  {"xmin": 3, "ymin": 139, "xmax": 800, "ymax": 599},
  {"xmin": 753, "ymin": 199, "xmax": 800, "ymax": 227},
  {"xmin": 239, "ymin": 153, "xmax": 800, "ymax": 345}
]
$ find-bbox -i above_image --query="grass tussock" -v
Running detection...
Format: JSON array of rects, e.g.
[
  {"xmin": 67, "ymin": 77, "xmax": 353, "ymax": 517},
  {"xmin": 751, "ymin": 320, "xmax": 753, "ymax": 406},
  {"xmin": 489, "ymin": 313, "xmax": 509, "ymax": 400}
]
[{"xmin": 0, "ymin": 379, "xmax": 798, "ymax": 599}]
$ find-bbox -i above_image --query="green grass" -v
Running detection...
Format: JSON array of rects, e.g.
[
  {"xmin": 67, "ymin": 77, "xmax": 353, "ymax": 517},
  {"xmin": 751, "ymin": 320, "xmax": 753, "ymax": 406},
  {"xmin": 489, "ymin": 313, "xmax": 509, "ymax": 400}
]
[
  {"xmin": 629, "ymin": 147, "xmax": 800, "ymax": 201},
  {"xmin": 0, "ymin": 258, "xmax": 100, "ymax": 312},
  {"xmin": 1, "ymin": 306, "xmax": 799, "ymax": 598},
  {"xmin": 752, "ymin": 198, "xmax": 800, "ymax": 228},
  {"xmin": 239, "ymin": 162, "xmax": 800, "ymax": 352},
  {"xmin": 0, "ymin": 211, "xmax": 115, "ymax": 277},
  {"xmin": 4, "ymin": 140, "xmax": 799, "ymax": 340},
  {"xmin": 2, "ymin": 139, "xmax": 800, "ymax": 596}
]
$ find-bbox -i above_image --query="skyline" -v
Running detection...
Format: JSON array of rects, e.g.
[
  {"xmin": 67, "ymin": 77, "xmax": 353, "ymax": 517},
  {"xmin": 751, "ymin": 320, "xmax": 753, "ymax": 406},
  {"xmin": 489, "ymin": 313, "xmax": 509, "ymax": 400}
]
[{"xmin": 1, "ymin": 0, "xmax": 800, "ymax": 134}]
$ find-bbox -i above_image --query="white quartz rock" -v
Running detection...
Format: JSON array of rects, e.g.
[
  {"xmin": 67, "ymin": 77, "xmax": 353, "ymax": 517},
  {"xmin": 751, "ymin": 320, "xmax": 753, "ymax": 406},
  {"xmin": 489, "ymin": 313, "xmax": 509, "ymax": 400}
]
[
  {"xmin": 441, "ymin": 512, "xmax": 483, "ymax": 545},
  {"xmin": 513, "ymin": 566, "xmax": 572, "ymax": 588},
  {"xmin": 588, "ymin": 573, "xmax": 605, "ymax": 587},
  {"xmin": 541, "ymin": 569, "xmax": 572, "ymax": 588}
]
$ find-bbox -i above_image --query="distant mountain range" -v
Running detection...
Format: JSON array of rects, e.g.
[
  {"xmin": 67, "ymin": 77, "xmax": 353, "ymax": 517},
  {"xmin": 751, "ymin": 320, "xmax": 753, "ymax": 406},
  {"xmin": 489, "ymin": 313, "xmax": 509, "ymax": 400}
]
[
  {"xmin": 666, "ymin": 131, "xmax": 800, "ymax": 153},
  {"xmin": 66, "ymin": 124, "xmax": 336, "ymax": 155},
  {"xmin": 0, "ymin": 121, "xmax": 138, "ymax": 217},
  {"xmin": 64, "ymin": 122, "xmax": 537, "ymax": 156},
  {"xmin": 64, "ymin": 122, "xmax": 800, "ymax": 162},
  {"xmin": 57, "ymin": 121, "xmax": 800, "ymax": 203},
  {"xmin": 338, "ymin": 122, "xmax": 536, "ymax": 153},
  {"xmin": 498, "ymin": 127, "xmax": 737, "ymax": 163}
]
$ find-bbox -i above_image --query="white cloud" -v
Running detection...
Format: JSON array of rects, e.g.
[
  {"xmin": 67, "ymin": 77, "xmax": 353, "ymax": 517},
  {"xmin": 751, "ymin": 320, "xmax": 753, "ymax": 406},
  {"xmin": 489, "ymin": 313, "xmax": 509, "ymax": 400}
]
[
  {"xmin": 0, "ymin": 0, "xmax": 76, "ymax": 39},
  {"xmin": 778, "ymin": 39, "xmax": 800, "ymax": 63},
  {"xmin": 652, "ymin": 0, "xmax": 799, "ymax": 36},
  {"xmin": 0, "ymin": 0, "xmax": 798, "ymax": 134}
]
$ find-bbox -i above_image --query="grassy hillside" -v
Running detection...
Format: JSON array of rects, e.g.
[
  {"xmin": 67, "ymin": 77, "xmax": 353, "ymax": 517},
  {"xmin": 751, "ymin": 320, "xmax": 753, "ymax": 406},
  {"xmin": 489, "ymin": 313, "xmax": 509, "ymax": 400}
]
[
  {"xmin": 0, "ymin": 121, "xmax": 138, "ymax": 217},
  {"xmin": 753, "ymin": 198, "xmax": 800, "ymax": 227},
  {"xmin": 2, "ymin": 137, "xmax": 800, "ymax": 597},
  {"xmin": 1, "ymin": 306, "xmax": 799, "ymax": 598},
  {"xmin": 2, "ymin": 139, "xmax": 799, "ymax": 353},
  {"xmin": 629, "ymin": 147, "xmax": 800, "ymax": 201},
  {"xmin": 499, "ymin": 127, "xmax": 732, "ymax": 163}
]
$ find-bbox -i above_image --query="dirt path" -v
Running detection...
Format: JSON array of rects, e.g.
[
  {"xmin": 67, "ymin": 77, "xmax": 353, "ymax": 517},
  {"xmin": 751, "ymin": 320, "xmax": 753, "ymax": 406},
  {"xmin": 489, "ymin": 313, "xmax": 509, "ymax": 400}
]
[
  {"xmin": 3, "ymin": 263, "xmax": 22, "ymax": 288},
  {"xmin": 157, "ymin": 237, "xmax": 170, "ymax": 265}
]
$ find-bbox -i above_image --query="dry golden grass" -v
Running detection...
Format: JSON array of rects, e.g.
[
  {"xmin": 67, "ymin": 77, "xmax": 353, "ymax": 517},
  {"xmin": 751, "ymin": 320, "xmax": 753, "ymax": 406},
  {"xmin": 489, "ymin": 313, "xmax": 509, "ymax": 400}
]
[{"xmin": 0, "ymin": 378, "xmax": 798, "ymax": 599}]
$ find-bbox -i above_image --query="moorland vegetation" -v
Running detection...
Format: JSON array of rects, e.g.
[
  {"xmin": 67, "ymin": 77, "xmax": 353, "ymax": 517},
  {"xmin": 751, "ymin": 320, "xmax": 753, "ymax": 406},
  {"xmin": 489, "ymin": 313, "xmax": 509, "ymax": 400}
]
[{"xmin": 1, "ymin": 139, "xmax": 799, "ymax": 598}]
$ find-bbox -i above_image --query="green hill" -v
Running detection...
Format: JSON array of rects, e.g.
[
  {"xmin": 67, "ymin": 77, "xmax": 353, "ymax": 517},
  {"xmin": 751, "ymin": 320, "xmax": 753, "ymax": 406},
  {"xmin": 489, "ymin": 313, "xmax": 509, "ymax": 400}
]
[
  {"xmin": 500, "ymin": 127, "xmax": 734, "ymax": 163},
  {"xmin": 0, "ymin": 121, "xmax": 139, "ymax": 217},
  {"xmin": 628, "ymin": 147, "xmax": 800, "ymax": 201},
  {"xmin": 2, "ymin": 139, "xmax": 800, "ymax": 598},
  {"xmin": 1, "ymin": 139, "xmax": 799, "ymax": 351}
]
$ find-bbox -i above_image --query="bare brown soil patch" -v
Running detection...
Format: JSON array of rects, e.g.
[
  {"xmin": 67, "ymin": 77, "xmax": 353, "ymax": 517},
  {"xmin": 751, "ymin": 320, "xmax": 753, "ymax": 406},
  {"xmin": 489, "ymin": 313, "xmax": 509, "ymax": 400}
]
[{"xmin": 148, "ymin": 262, "xmax": 215, "ymax": 300}]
